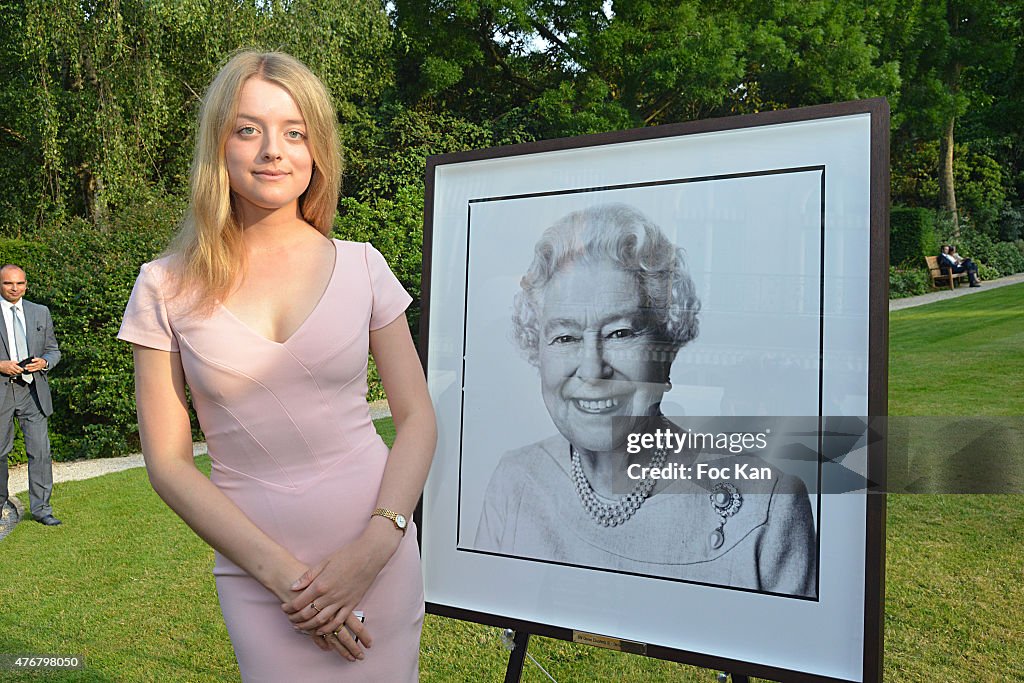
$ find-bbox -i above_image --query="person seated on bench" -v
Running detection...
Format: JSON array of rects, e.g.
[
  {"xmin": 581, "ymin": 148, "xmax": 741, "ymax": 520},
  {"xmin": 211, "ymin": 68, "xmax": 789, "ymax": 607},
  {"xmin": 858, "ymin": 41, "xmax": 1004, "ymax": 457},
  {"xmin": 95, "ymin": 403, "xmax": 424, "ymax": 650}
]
[
  {"xmin": 949, "ymin": 245, "xmax": 981, "ymax": 282},
  {"xmin": 939, "ymin": 244, "xmax": 980, "ymax": 287}
]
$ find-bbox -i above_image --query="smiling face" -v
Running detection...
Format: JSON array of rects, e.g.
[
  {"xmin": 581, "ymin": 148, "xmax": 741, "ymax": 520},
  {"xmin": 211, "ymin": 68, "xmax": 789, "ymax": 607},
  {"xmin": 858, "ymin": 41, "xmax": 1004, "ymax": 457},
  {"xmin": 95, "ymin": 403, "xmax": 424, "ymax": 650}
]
[
  {"xmin": 0, "ymin": 266, "xmax": 27, "ymax": 304},
  {"xmin": 224, "ymin": 78, "xmax": 313, "ymax": 224},
  {"xmin": 537, "ymin": 258, "xmax": 674, "ymax": 454}
]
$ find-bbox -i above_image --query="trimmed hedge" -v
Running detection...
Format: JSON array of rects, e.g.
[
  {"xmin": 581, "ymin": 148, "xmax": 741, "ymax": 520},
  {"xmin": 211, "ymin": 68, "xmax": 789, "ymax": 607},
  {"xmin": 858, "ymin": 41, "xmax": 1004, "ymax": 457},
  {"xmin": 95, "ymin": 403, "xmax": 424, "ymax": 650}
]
[
  {"xmin": 26, "ymin": 198, "xmax": 182, "ymax": 460},
  {"xmin": 890, "ymin": 205, "xmax": 936, "ymax": 267},
  {"xmin": 0, "ymin": 238, "xmax": 49, "ymax": 273}
]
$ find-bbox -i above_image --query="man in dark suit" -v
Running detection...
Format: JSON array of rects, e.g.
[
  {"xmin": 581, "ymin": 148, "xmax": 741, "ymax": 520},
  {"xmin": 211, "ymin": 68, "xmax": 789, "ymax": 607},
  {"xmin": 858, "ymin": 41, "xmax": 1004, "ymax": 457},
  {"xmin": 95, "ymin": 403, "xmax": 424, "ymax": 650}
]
[
  {"xmin": 938, "ymin": 244, "xmax": 980, "ymax": 287},
  {"xmin": 0, "ymin": 264, "xmax": 62, "ymax": 526}
]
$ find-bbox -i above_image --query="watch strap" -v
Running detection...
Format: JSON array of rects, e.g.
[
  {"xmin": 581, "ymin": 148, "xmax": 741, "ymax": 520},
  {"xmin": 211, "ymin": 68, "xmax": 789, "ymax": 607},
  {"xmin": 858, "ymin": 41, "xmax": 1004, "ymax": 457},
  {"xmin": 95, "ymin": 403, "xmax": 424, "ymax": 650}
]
[{"xmin": 371, "ymin": 507, "xmax": 407, "ymax": 534}]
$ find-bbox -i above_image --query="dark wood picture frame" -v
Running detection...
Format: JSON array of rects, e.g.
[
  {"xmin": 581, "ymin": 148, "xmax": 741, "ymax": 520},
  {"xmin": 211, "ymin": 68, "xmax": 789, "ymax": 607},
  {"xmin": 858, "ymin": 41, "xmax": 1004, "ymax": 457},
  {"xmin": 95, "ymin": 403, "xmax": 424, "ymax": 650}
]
[{"xmin": 417, "ymin": 98, "xmax": 889, "ymax": 683}]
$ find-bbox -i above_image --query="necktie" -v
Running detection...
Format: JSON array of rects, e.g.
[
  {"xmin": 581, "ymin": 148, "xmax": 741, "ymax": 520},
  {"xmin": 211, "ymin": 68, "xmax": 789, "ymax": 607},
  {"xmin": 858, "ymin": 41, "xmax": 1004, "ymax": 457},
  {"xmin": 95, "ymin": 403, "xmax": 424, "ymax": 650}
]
[{"xmin": 11, "ymin": 306, "xmax": 33, "ymax": 384}]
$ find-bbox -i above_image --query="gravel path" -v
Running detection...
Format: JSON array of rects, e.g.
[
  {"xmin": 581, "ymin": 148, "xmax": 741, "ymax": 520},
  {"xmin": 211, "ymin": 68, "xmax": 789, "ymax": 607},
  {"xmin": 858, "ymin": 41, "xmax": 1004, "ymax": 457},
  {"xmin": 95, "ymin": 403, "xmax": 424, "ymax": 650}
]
[
  {"xmin": 890, "ymin": 272, "xmax": 1024, "ymax": 311},
  {"xmin": 4, "ymin": 400, "xmax": 393, "ymax": 496},
  {"xmin": 6, "ymin": 443, "xmax": 206, "ymax": 497}
]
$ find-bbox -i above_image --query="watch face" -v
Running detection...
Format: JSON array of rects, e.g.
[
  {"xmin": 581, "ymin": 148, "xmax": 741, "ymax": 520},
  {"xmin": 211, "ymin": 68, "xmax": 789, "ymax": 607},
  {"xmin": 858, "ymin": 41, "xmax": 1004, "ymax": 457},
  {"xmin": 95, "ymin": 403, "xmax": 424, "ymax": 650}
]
[{"xmin": 395, "ymin": 514, "xmax": 407, "ymax": 529}]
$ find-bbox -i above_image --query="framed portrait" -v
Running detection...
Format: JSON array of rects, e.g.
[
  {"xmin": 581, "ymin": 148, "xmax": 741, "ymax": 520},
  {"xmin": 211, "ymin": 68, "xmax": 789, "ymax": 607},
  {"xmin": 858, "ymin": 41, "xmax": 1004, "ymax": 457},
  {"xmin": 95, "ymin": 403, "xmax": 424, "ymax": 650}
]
[{"xmin": 419, "ymin": 99, "xmax": 888, "ymax": 683}]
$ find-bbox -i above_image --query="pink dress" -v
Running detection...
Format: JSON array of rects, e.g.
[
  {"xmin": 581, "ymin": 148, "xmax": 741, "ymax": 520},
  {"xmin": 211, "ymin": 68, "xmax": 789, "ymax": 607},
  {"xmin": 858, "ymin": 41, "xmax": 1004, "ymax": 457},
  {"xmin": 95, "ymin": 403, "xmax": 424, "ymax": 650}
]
[{"xmin": 118, "ymin": 240, "xmax": 424, "ymax": 682}]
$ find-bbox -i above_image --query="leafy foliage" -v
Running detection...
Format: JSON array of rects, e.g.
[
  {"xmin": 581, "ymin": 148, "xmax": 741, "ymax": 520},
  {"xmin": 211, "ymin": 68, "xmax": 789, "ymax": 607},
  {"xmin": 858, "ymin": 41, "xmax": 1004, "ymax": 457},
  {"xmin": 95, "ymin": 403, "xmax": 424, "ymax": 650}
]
[
  {"xmin": 892, "ymin": 141, "xmax": 1011, "ymax": 235},
  {"xmin": 997, "ymin": 201, "xmax": 1024, "ymax": 242},
  {"xmin": 337, "ymin": 108, "xmax": 514, "ymax": 338},
  {"xmin": 394, "ymin": 0, "xmax": 901, "ymax": 136},
  {"xmin": 952, "ymin": 225, "xmax": 1024, "ymax": 277},
  {"xmin": 888, "ymin": 266, "xmax": 931, "ymax": 299},
  {"xmin": 0, "ymin": 0, "xmax": 393, "ymax": 235},
  {"xmin": 28, "ymin": 197, "xmax": 182, "ymax": 459},
  {"xmin": 0, "ymin": 239, "xmax": 48, "ymax": 273}
]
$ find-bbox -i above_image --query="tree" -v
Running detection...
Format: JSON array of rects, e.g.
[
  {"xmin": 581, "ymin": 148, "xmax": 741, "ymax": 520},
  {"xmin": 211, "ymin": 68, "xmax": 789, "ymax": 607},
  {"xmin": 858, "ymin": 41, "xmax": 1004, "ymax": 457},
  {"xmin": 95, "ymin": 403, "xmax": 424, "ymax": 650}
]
[
  {"xmin": 393, "ymin": 0, "xmax": 900, "ymax": 140},
  {"xmin": 725, "ymin": 0, "xmax": 900, "ymax": 114},
  {"xmin": 0, "ymin": 0, "xmax": 394, "ymax": 233},
  {"xmin": 896, "ymin": 0, "xmax": 1016, "ymax": 232}
]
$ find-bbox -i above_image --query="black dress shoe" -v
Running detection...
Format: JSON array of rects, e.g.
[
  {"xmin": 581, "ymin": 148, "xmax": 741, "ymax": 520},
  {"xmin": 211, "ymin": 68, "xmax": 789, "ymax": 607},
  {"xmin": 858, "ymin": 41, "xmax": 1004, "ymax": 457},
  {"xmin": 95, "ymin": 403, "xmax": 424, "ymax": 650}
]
[
  {"xmin": 36, "ymin": 514, "xmax": 62, "ymax": 526},
  {"xmin": 970, "ymin": 283, "xmax": 981, "ymax": 287}
]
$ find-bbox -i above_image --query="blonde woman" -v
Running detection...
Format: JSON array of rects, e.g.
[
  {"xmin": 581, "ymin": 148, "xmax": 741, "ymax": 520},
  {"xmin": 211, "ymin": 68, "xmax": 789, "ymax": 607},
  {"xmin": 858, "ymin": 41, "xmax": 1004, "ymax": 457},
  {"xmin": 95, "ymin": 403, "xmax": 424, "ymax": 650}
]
[{"xmin": 118, "ymin": 52, "xmax": 435, "ymax": 681}]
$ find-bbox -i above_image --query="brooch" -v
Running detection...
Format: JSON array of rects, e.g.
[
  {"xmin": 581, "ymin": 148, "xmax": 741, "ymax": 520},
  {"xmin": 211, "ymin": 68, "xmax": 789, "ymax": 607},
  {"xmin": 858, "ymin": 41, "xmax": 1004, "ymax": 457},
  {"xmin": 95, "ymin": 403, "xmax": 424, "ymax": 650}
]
[{"xmin": 708, "ymin": 482, "xmax": 742, "ymax": 550}]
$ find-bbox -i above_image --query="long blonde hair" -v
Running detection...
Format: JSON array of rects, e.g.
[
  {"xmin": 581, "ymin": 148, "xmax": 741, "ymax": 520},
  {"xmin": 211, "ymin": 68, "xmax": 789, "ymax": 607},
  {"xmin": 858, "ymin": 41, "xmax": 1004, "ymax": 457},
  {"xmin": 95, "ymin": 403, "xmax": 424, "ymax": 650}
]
[{"xmin": 168, "ymin": 51, "xmax": 342, "ymax": 310}]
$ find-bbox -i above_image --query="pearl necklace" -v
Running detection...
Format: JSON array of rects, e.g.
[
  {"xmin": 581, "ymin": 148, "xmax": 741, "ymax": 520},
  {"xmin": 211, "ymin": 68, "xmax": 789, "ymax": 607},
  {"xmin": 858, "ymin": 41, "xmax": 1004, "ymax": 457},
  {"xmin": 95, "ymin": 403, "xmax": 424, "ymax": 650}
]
[{"xmin": 570, "ymin": 447, "xmax": 667, "ymax": 527}]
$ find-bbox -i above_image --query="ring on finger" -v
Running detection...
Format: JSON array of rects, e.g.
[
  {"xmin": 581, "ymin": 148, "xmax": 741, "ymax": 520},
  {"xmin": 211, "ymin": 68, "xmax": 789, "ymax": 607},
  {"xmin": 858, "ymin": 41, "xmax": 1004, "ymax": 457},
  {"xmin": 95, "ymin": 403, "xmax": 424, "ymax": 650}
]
[
  {"xmin": 310, "ymin": 601, "xmax": 322, "ymax": 613},
  {"xmin": 335, "ymin": 626, "xmax": 359, "ymax": 644}
]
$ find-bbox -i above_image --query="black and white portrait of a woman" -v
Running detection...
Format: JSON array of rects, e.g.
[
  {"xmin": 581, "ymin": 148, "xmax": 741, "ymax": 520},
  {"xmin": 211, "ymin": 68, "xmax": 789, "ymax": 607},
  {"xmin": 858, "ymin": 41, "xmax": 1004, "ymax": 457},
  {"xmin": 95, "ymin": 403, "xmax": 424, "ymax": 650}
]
[{"xmin": 465, "ymin": 201, "xmax": 818, "ymax": 599}]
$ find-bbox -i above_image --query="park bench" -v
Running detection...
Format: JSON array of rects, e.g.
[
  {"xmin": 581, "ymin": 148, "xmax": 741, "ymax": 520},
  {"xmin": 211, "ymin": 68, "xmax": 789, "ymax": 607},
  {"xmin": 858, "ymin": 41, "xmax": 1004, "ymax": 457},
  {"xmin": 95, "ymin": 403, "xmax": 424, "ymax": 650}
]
[{"xmin": 925, "ymin": 255, "xmax": 967, "ymax": 290}]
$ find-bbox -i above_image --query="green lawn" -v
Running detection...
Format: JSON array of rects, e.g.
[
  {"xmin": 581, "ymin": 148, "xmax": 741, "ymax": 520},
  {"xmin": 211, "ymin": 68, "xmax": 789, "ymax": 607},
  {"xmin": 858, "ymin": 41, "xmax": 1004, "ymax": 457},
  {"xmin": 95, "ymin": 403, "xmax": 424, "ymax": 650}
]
[
  {"xmin": 888, "ymin": 284, "xmax": 1024, "ymax": 416},
  {"xmin": 1, "ymin": 285, "xmax": 1022, "ymax": 682}
]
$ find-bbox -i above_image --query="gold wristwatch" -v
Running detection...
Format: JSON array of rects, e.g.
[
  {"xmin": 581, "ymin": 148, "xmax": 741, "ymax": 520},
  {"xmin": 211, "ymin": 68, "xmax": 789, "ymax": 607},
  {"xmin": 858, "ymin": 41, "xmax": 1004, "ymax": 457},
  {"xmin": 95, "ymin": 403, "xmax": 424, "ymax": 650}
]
[{"xmin": 371, "ymin": 507, "xmax": 407, "ymax": 535}]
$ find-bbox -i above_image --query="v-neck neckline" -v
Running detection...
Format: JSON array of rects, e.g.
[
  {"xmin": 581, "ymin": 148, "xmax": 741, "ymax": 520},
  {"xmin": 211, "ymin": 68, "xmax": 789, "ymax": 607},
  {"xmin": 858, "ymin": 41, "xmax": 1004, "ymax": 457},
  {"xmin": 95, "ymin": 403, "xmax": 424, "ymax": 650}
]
[{"xmin": 218, "ymin": 239, "xmax": 339, "ymax": 347}]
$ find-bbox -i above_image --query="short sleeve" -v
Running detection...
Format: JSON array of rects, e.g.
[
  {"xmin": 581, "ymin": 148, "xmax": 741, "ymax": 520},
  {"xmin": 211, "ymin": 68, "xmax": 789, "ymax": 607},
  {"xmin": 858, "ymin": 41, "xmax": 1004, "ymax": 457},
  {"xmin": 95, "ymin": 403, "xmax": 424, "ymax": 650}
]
[
  {"xmin": 366, "ymin": 243, "xmax": 412, "ymax": 330},
  {"xmin": 118, "ymin": 262, "xmax": 179, "ymax": 352}
]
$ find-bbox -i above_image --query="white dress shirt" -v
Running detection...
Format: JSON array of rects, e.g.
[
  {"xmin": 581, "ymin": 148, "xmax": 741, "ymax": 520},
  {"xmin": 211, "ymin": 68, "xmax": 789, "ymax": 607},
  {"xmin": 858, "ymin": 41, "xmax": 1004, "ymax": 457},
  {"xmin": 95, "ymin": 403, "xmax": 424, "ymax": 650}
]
[{"xmin": 2, "ymin": 298, "xmax": 25, "ymax": 362}]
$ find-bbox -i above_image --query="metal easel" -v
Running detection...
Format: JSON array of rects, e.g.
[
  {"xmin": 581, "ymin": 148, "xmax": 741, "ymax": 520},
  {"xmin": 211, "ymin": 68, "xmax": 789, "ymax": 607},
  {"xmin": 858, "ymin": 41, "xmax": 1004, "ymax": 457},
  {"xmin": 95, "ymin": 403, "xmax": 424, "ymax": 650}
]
[{"xmin": 502, "ymin": 628, "xmax": 752, "ymax": 683}]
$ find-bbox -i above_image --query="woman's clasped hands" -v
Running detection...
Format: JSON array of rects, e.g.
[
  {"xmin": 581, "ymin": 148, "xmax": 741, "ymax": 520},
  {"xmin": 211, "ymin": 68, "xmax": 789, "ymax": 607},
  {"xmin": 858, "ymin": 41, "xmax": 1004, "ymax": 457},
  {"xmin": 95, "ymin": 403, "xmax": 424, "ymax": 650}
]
[{"xmin": 280, "ymin": 529, "xmax": 400, "ymax": 662}]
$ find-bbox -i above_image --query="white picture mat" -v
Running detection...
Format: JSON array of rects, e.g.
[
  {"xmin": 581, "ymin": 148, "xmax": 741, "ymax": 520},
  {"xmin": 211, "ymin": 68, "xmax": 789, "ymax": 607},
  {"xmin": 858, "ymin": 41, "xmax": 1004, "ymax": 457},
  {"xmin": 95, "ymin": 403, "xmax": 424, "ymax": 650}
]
[{"xmin": 423, "ymin": 114, "xmax": 872, "ymax": 681}]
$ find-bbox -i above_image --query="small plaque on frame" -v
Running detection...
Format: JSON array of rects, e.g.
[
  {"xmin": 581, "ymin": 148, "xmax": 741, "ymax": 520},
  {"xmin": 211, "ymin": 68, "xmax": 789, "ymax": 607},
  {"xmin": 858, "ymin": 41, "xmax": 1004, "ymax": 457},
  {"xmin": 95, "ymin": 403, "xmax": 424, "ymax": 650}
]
[{"xmin": 572, "ymin": 630, "xmax": 647, "ymax": 655}]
